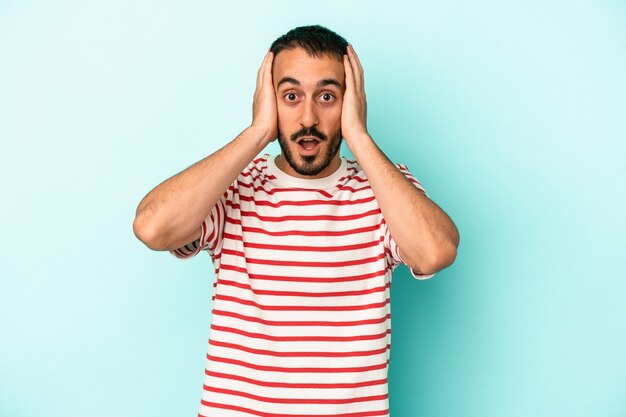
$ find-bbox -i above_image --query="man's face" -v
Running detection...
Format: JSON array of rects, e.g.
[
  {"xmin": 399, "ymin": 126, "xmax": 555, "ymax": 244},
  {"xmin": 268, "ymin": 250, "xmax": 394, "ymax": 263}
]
[{"xmin": 272, "ymin": 47, "xmax": 345, "ymax": 177}]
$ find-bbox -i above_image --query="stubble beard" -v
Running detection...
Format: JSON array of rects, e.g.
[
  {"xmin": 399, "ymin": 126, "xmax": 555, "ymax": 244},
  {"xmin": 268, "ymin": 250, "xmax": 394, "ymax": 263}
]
[{"xmin": 277, "ymin": 127, "xmax": 343, "ymax": 176}]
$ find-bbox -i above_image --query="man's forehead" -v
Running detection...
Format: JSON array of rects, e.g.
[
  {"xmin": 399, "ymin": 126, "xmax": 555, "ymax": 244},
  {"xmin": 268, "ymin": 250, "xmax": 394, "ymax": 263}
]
[
  {"xmin": 272, "ymin": 47, "xmax": 345, "ymax": 87},
  {"xmin": 276, "ymin": 76, "xmax": 342, "ymax": 90}
]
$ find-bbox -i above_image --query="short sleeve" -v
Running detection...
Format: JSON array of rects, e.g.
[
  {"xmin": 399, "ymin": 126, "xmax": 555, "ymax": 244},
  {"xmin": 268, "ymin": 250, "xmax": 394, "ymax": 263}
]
[
  {"xmin": 169, "ymin": 188, "xmax": 230, "ymax": 260},
  {"xmin": 382, "ymin": 163, "xmax": 435, "ymax": 280}
]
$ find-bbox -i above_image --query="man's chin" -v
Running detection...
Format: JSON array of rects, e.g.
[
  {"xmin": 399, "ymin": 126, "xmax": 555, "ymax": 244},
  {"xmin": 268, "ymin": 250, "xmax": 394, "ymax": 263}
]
[
  {"xmin": 277, "ymin": 131, "xmax": 342, "ymax": 176},
  {"xmin": 290, "ymin": 160, "xmax": 324, "ymax": 176},
  {"xmin": 299, "ymin": 149, "xmax": 321, "ymax": 163}
]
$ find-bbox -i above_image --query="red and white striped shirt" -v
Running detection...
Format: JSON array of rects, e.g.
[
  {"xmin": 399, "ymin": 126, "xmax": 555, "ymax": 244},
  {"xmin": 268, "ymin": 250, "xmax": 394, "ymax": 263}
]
[{"xmin": 170, "ymin": 154, "xmax": 435, "ymax": 417}]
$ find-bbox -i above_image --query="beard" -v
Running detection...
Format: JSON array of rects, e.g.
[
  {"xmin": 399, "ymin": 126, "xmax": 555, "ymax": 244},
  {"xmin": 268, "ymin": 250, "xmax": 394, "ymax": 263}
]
[{"xmin": 277, "ymin": 125, "xmax": 343, "ymax": 176}]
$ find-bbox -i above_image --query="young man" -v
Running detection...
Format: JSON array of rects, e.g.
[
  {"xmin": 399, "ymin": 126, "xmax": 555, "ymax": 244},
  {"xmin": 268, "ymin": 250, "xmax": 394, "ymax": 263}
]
[{"xmin": 134, "ymin": 25, "xmax": 459, "ymax": 417}]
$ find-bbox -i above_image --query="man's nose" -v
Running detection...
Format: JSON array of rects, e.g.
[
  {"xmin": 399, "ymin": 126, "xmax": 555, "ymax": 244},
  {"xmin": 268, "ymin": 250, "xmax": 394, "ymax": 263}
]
[{"xmin": 300, "ymin": 98, "xmax": 319, "ymax": 127}]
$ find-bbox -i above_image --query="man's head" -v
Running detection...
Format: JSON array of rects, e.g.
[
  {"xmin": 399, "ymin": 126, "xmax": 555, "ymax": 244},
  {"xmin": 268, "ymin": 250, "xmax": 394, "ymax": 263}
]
[{"xmin": 270, "ymin": 25, "xmax": 349, "ymax": 177}]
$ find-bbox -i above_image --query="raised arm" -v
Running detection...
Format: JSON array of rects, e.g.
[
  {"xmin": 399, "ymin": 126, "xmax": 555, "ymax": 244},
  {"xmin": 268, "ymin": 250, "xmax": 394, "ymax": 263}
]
[
  {"xmin": 133, "ymin": 50, "xmax": 278, "ymax": 251},
  {"xmin": 341, "ymin": 44, "xmax": 459, "ymax": 274}
]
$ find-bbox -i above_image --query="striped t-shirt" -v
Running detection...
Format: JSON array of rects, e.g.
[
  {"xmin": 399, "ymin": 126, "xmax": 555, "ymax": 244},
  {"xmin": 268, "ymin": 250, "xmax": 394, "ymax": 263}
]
[{"xmin": 170, "ymin": 153, "xmax": 436, "ymax": 417}]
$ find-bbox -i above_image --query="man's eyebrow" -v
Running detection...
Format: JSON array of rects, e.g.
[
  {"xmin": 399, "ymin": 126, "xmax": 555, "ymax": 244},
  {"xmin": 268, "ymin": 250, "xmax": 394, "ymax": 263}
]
[
  {"xmin": 277, "ymin": 77, "xmax": 342, "ymax": 89},
  {"xmin": 277, "ymin": 77, "xmax": 300, "ymax": 88},
  {"xmin": 317, "ymin": 79, "xmax": 342, "ymax": 89}
]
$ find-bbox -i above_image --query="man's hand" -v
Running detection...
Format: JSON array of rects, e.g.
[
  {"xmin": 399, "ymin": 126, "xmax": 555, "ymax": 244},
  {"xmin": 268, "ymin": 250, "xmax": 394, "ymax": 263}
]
[
  {"xmin": 341, "ymin": 44, "xmax": 369, "ymax": 146},
  {"xmin": 251, "ymin": 50, "xmax": 278, "ymax": 144}
]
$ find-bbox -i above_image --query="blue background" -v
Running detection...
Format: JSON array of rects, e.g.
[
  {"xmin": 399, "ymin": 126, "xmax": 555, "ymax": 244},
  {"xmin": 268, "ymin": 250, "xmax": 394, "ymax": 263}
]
[{"xmin": 1, "ymin": 1, "xmax": 625, "ymax": 416}]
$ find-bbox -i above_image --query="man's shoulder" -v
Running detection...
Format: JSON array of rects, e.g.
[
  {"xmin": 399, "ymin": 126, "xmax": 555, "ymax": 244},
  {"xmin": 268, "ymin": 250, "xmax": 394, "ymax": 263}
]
[
  {"xmin": 343, "ymin": 158, "xmax": 409, "ymax": 178},
  {"xmin": 344, "ymin": 157, "xmax": 408, "ymax": 171},
  {"xmin": 237, "ymin": 154, "xmax": 272, "ymax": 180}
]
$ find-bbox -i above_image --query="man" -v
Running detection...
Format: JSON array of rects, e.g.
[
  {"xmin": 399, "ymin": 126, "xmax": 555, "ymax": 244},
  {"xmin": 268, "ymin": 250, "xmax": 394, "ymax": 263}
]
[{"xmin": 134, "ymin": 25, "xmax": 459, "ymax": 417}]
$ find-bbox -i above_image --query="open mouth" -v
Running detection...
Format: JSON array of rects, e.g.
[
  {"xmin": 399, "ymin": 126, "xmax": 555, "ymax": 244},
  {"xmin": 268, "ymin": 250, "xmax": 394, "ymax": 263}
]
[{"xmin": 297, "ymin": 137, "xmax": 321, "ymax": 154}]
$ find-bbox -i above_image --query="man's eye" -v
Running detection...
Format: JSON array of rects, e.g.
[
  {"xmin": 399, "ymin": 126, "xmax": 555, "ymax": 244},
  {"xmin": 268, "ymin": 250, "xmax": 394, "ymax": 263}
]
[
  {"xmin": 320, "ymin": 93, "xmax": 334, "ymax": 102},
  {"xmin": 285, "ymin": 93, "xmax": 297, "ymax": 101}
]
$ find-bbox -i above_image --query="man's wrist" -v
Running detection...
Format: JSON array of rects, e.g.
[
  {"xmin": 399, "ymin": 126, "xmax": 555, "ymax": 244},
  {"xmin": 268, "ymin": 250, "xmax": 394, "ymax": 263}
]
[
  {"xmin": 245, "ymin": 125, "xmax": 275, "ymax": 149},
  {"xmin": 344, "ymin": 131, "xmax": 373, "ymax": 151}
]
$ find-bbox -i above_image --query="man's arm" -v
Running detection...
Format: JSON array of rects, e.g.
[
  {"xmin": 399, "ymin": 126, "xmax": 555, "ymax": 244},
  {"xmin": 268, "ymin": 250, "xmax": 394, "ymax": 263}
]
[
  {"xmin": 347, "ymin": 135, "xmax": 458, "ymax": 274},
  {"xmin": 341, "ymin": 44, "xmax": 459, "ymax": 275},
  {"xmin": 133, "ymin": 51, "xmax": 278, "ymax": 251}
]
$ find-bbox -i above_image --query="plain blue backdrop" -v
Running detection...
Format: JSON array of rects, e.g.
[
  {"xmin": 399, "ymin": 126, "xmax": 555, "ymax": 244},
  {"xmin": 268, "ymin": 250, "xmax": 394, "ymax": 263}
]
[{"xmin": 1, "ymin": 1, "xmax": 625, "ymax": 416}]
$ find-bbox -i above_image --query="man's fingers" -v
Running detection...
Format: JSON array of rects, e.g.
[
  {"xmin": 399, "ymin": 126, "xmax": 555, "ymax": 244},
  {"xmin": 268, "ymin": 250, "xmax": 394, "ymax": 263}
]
[
  {"xmin": 350, "ymin": 45, "xmax": 365, "ymax": 95},
  {"xmin": 262, "ymin": 51, "xmax": 274, "ymax": 89},
  {"xmin": 343, "ymin": 53, "xmax": 355, "ymax": 94},
  {"xmin": 347, "ymin": 45, "xmax": 363, "ymax": 94},
  {"xmin": 257, "ymin": 51, "xmax": 270, "ymax": 89},
  {"xmin": 349, "ymin": 45, "xmax": 364, "ymax": 76}
]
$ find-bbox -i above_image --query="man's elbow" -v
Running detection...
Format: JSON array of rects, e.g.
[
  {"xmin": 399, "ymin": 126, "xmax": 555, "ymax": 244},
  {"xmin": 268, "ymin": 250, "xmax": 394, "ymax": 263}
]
[
  {"xmin": 409, "ymin": 241, "xmax": 458, "ymax": 275},
  {"xmin": 430, "ymin": 227, "xmax": 460, "ymax": 271},
  {"xmin": 433, "ymin": 243, "xmax": 458, "ymax": 271},
  {"xmin": 133, "ymin": 215, "xmax": 168, "ymax": 251}
]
